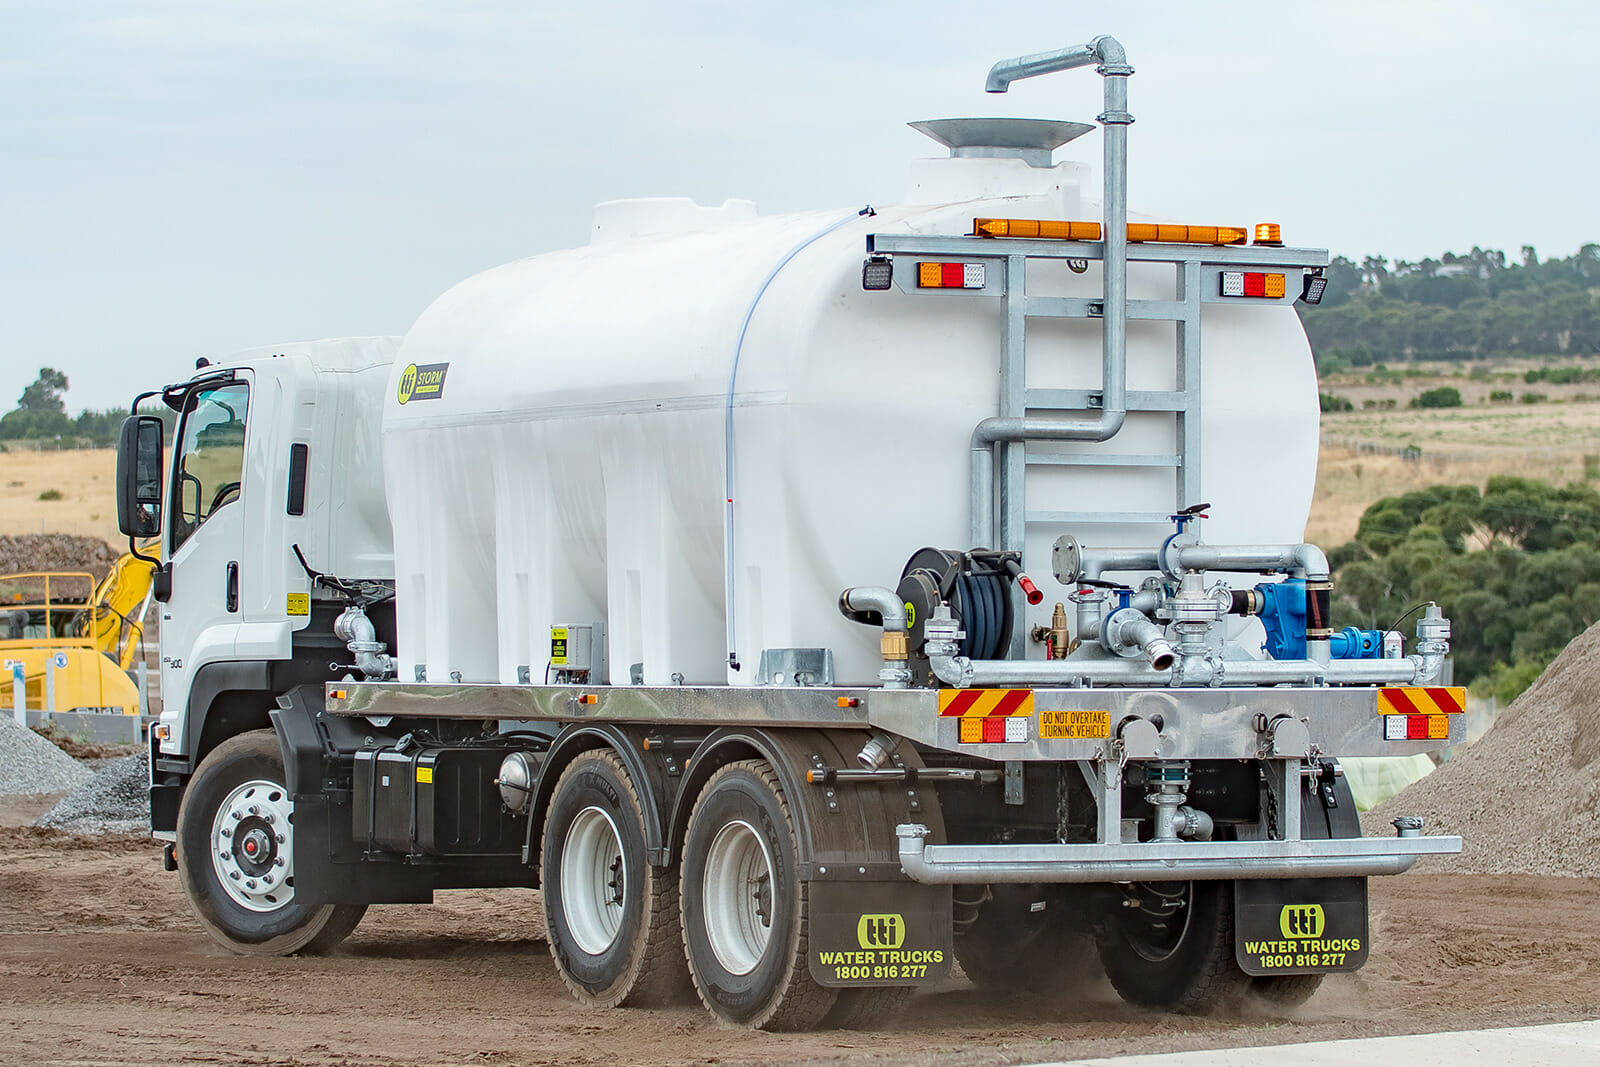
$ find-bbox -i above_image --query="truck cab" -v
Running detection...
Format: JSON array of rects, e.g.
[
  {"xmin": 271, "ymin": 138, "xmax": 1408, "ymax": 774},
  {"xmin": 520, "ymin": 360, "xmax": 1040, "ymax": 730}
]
[{"xmin": 124, "ymin": 338, "xmax": 397, "ymax": 830}]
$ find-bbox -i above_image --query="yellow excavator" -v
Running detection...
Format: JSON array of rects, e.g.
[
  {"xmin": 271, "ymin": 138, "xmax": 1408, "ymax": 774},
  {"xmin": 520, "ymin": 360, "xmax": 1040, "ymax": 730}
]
[{"xmin": 0, "ymin": 544, "xmax": 157, "ymax": 716}]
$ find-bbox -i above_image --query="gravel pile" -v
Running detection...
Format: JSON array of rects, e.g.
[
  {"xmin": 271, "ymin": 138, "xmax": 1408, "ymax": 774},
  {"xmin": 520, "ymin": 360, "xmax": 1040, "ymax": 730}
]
[
  {"xmin": 0, "ymin": 715, "xmax": 93, "ymax": 796},
  {"xmin": 1370, "ymin": 619, "xmax": 1600, "ymax": 876},
  {"xmin": 0, "ymin": 534, "xmax": 120, "ymax": 581},
  {"xmin": 36, "ymin": 751, "xmax": 149, "ymax": 836}
]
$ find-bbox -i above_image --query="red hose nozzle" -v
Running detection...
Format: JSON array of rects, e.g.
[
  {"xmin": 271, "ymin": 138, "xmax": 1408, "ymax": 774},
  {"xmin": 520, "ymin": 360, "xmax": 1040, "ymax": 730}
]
[{"xmin": 1017, "ymin": 574, "xmax": 1044, "ymax": 606}]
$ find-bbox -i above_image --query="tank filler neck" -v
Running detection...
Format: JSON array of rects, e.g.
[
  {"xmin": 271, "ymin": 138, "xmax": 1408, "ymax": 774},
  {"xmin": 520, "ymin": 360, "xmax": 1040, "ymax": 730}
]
[{"xmin": 908, "ymin": 117, "xmax": 1094, "ymax": 169}]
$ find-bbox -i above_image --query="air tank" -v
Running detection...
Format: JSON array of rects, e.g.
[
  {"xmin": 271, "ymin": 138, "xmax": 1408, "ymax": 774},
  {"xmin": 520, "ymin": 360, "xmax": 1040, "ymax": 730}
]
[{"xmin": 383, "ymin": 118, "xmax": 1319, "ymax": 687}]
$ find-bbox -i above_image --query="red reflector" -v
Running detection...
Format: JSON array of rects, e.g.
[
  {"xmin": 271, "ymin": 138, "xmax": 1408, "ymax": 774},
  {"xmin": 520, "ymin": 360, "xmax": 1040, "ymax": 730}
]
[
  {"xmin": 1243, "ymin": 272, "xmax": 1267, "ymax": 298},
  {"xmin": 942, "ymin": 262, "xmax": 964, "ymax": 288},
  {"xmin": 1406, "ymin": 714, "xmax": 1428, "ymax": 740}
]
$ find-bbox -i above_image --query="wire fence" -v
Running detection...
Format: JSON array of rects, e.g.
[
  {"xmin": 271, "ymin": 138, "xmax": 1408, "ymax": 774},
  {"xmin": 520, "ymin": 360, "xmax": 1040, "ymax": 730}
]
[{"xmin": 1320, "ymin": 434, "xmax": 1594, "ymax": 466}]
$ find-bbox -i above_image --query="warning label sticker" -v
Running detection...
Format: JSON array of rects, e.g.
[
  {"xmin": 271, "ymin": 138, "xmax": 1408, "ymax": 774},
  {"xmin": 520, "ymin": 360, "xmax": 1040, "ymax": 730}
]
[
  {"xmin": 1039, "ymin": 709, "xmax": 1110, "ymax": 739},
  {"xmin": 286, "ymin": 593, "xmax": 309, "ymax": 617}
]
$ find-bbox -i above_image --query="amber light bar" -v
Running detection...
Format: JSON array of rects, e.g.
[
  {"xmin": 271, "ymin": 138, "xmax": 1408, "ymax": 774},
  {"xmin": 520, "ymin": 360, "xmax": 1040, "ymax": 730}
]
[{"xmin": 974, "ymin": 219, "xmax": 1287, "ymax": 247}]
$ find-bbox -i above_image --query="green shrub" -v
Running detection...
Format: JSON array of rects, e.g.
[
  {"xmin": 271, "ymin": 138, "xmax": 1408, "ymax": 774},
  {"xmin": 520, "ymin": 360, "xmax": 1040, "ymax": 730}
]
[
  {"xmin": 1520, "ymin": 391, "xmax": 1548, "ymax": 404},
  {"xmin": 1319, "ymin": 392, "xmax": 1354, "ymax": 412},
  {"xmin": 36, "ymin": 488, "xmax": 62, "ymax": 501},
  {"xmin": 1410, "ymin": 386, "xmax": 1463, "ymax": 409},
  {"xmin": 1488, "ymin": 390, "xmax": 1514, "ymax": 403}
]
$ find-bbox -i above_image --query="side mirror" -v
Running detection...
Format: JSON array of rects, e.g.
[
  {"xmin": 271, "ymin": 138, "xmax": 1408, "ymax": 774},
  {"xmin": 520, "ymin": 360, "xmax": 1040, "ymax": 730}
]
[{"xmin": 117, "ymin": 415, "xmax": 165, "ymax": 538}]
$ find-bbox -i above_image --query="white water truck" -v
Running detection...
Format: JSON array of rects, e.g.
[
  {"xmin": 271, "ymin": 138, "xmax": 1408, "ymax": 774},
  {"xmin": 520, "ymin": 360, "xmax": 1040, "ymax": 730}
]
[{"xmin": 119, "ymin": 37, "xmax": 1461, "ymax": 1029}]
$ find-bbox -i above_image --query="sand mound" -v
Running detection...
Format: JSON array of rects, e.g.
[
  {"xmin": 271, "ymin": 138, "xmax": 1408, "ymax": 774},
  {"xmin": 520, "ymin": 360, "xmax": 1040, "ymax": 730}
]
[
  {"xmin": 1369, "ymin": 619, "xmax": 1600, "ymax": 876},
  {"xmin": 0, "ymin": 534, "xmax": 120, "ymax": 581}
]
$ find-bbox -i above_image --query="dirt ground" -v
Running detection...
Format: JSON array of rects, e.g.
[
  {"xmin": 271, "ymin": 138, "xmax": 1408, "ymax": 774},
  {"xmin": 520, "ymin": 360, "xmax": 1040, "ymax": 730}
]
[{"xmin": 0, "ymin": 815, "xmax": 1595, "ymax": 1067}]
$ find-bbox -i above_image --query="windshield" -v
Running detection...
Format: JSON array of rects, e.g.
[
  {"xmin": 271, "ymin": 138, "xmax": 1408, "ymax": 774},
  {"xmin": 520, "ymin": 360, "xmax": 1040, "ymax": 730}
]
[{"xmin": 170, "ymin": 381, "xmax": 249, "ymax": 553}]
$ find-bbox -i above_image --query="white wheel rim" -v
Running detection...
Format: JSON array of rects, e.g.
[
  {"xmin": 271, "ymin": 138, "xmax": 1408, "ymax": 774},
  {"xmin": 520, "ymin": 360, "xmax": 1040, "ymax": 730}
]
[
  {"xmin": 210, "ymin": 778, "xmax": 296, "ymax": 913},
  {"xmin": 561, "ymin": 806, "xmax": 626, "ymax": 955},
  {"xmin": 702, "ymin": 819, "xmax": 774, "ymax": 975}
]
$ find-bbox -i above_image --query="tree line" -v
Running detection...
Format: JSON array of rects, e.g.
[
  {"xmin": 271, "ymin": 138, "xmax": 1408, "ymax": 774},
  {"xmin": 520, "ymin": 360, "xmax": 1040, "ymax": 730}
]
[
  {"xmin": 1331, "ymin": 477, "xmax": 1600, "ymax": 701},
  {"xmin": 0, "ymin": 367, "xmax": 130, "ymax": 447},
  {"xmin": 1301, "ymin": 243, "xmax": 1600, "ymax": 370}
]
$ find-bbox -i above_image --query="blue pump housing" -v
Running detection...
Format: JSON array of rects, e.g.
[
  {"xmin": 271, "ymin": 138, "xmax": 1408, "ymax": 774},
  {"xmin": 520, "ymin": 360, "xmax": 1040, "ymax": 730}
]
[
  {"xmin": 1329, "ymin": 626, "xmax": 1384, "ymax": 659},
  {"xmin": 1257, "ymin": 578, "xmax": 1384, "ymax": 660},
  {"xmin": 1255, "ymin": 578, "xmax": 1306, "ymax": 660}
]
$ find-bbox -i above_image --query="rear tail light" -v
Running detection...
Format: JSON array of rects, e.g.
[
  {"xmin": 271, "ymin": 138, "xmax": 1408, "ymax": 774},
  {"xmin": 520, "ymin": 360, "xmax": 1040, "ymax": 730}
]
[
  {"xmin": 918, "ymin": 262, "xmax": 986, "ymax": 289},
  {"xmin": 1220, "ymin": 271, "xmax": 1288, "ymax": 299}
]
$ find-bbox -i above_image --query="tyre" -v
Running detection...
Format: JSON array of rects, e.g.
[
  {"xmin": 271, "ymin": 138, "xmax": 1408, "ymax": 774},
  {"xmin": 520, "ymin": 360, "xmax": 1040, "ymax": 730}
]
[
  {"xmin": 954, "ymin": 884, "xmax": 1092, "ymax": 994},
  {"xmin": 680, "ymin": 760, "xmax": 835, "ymax": 1030},
  {"xmin": 541, "ymin": 750, "xmax": 687, "ymax": 1008},
  {"xmin": 821, "ymin": 986, "xmax": 915, "ymax": 1029},
  {"xmin": 176, "ymin": 729, "xmax": 366, "ymax": 956},
  {"xmin": 1095, "ymin": 880, "xmax": 1246, "ymax": 1014},
  {"xmin": 1249, "ymin": 972, "xmax": 1323, "ymax": 1008}
]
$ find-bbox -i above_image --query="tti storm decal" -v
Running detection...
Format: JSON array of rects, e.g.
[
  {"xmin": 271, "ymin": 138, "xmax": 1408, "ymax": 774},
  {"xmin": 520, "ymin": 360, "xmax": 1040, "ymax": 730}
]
[
  {"xmin": 1281, "ymin": 903, "xmax": 1326, "ymax": 939},
  {"xmin": 396, "ymin": 362, "xmax": 449, "ymax": 404},
  {"xmin": 857, "ymin": 914, "xmax": 905, "ymax": 950}
]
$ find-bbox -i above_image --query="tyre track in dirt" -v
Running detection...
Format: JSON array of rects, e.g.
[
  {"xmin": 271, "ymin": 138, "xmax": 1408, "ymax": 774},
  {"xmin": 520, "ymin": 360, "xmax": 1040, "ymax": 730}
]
[{"xmin": 1, "ymin": 827, "xmax": 1596, "ymax": 1067}]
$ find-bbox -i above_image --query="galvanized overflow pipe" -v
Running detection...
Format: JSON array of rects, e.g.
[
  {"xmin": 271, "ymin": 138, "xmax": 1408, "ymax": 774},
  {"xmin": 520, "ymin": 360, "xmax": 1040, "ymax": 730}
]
[{"xmin": 973, "ymin": 37, "xmax": 1133, "ymax": 547}]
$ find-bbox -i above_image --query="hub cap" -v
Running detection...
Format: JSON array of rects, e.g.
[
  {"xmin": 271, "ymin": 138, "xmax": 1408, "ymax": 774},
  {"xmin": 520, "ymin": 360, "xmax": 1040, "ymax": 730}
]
[
  {"xmin": 211, "ymin": 779, "xmax": 295, "ymax": 912},
  {"xmin": 560, "ymin": 806, "xmax": 626, "ymax": 955},
  {"xmin": 702, "ymin": 819, "xmax": 774, "ymax": 975}
]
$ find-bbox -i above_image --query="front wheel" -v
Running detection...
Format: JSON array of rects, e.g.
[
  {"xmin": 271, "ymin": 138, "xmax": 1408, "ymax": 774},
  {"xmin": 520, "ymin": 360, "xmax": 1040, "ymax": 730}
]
[
  {"xmin": 176, "ymin": 729, "xmax": 365, "ymax": 955},
  {"xmin": 680, "ymin": 760, "xmax": 835, "ymax": 1031}
]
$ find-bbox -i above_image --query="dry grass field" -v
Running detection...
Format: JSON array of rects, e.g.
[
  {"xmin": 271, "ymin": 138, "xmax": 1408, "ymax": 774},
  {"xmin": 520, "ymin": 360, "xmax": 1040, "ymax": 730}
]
[
  {"xmin": 3, "ymin": 394, "xmax": 1598, "ymax": 556},
  {"xmin": 0, "ymin": 447, "xmax": 119, "ymax": 542}
]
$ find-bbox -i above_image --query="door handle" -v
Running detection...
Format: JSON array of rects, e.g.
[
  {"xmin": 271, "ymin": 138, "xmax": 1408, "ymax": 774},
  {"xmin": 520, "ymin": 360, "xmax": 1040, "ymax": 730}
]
[{"xmin": 226, "ymin": 561, "xmax": 239, "ymax": 613}]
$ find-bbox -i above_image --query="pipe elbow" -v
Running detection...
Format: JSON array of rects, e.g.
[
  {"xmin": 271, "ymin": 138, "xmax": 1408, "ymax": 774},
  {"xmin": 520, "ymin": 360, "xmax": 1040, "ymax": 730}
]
[
  {"xmin": 1091, "ymin": 35, "xmax": 1129, "ymax": 69},
  {"xmin": 1293, "ymin": 544, "xmax": 1331, "ymax": 582},
  {"xmin": 840, "ymin": 586, "xmax": 907, "ymax": 633},
  {"xmin": 984, "ymin": 65, "xmax": 1012, "ymax": 93}
]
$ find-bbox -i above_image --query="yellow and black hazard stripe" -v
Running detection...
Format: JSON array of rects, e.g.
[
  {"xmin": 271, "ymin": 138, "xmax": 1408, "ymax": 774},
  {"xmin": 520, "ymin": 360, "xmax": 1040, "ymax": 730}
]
[{"xmin": 937, "ymin": 689, "xmax": 1035, "ymax": 717}]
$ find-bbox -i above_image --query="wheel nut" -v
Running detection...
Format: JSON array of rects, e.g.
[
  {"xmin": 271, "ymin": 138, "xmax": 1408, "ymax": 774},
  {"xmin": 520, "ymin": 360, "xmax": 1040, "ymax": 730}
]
[
  {"xmin": 276, "ymin": 834, "xmax": 286, "ymax": 844},
  {"xmin": 262, "ymin": 875, "xmax": 273, "ymax": 886},
  {"xmin": 245, "ymin": 879, "xmax": 257, "ymax": 889},
  {"xmin": 274, "ymin": 857, "xmax": 285, "ymax": 867},
  {"xmin": 229, "ymin": 871, "xmax": 241, "ymax": 880},
  {"xmin": 264, "ymin": 813, "xmax": 275, "ymax": 824},
  {"xmin": 231, "ymin": 811, "xmax": 242, "ymax": 820},
  {"xmin": 248, "ymin": 806, "xmax": 260, "ymax": 816},
  {"xmin": 220, "ymin": 827, "xmax": 232, "ymax": 838}
]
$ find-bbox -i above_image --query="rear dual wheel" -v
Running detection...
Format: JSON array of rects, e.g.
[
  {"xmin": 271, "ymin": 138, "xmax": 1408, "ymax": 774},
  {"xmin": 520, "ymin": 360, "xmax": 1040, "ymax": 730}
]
[
  {"xmin": 680, "ymin": 760, "xmax": 837, "ymax": 1031},
  {"xmin": 541, "ymin": 751, "xmax": 688, "ymax": 1007}
]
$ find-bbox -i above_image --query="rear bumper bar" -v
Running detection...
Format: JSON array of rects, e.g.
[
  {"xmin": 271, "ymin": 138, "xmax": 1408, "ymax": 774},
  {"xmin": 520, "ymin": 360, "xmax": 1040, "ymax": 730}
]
[{"xmin": 894, "ymin": 823, "xmax": 1462, "ymax": 883}]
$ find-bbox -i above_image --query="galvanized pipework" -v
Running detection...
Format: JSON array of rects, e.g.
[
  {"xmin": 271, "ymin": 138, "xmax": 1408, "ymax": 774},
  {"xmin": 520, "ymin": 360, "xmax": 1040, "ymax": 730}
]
[
  {"xmin": 972, "ymin": 36, "xmax": 1132, "ymax": 549},
  {"xmin": 839, "ymin": 586, "xmax": 913, "ymax": 688},
  {"xmin": 333, "ymin": 605, "xmax": 395, "ymax": 681}
]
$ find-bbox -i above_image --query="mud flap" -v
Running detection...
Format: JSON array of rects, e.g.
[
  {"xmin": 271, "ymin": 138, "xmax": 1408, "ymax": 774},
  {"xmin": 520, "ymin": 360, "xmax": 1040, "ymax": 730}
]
[
  {"xmin": 1235, "ymin": 876, "xmax": 1369, "ymax": 975},
  {"xmin": 807, "ymin": 881, "xmax": 953, "ymax": 988}
]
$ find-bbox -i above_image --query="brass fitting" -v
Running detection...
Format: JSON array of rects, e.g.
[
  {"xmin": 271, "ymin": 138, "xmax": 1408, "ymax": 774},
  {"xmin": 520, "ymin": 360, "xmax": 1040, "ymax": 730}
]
[
  {"xmin": 880, "ymin": 631, "xmax": 909, "ymax": 661},
  {"xmin": 1030, "ymin": 602, "xmax": 1075, "ymax": 660}
]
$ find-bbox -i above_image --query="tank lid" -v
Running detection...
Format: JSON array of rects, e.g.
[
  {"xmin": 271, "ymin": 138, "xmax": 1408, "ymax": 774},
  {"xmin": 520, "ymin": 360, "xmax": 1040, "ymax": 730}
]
[{"xmin": 909, "ymin": 117, "xmax": 1095, "ymax": 168}]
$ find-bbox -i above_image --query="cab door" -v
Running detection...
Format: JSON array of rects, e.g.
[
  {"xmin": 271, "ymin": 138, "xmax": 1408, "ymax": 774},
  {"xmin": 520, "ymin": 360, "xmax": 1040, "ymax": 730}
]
[{"xmin": 158, "ymin": 375, "xmax": 252, "ymax": 747}]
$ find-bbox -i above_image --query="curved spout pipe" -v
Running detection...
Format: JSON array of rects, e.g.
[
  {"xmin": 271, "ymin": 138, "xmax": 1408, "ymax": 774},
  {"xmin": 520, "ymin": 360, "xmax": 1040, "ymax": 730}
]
[{"xmin": 973, "ymin": 36, "xmax": 1132, "ymax": 548}]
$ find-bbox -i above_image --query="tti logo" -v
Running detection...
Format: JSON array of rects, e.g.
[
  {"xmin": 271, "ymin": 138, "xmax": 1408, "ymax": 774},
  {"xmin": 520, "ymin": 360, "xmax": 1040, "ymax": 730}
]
[
  {"xmin": 1279, "ymin": 904, "xmax": 1326, "ymax": 939},
  {"xmin": 857, "ymin": 913, "xmax": 905, "ymax": 950}
]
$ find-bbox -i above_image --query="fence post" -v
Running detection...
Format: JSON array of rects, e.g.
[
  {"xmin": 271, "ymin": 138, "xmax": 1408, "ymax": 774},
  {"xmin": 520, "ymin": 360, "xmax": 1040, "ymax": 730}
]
[{"xmin": 10, "ymin": 662, "xmax": 24, "ymax": 725}]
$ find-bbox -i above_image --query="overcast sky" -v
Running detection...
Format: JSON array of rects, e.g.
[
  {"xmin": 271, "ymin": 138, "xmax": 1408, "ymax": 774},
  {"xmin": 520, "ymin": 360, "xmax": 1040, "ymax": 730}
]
[{"xmin": 3, "ymin": 1, "xmax": 1597, "ymax": 414}]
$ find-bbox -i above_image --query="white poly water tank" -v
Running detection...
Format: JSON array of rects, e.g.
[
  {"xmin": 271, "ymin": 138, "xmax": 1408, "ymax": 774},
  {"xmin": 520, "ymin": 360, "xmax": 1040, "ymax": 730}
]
[{"xmin": 383, "ymin": 119, "xmax": 1319, "ymax": 687}]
